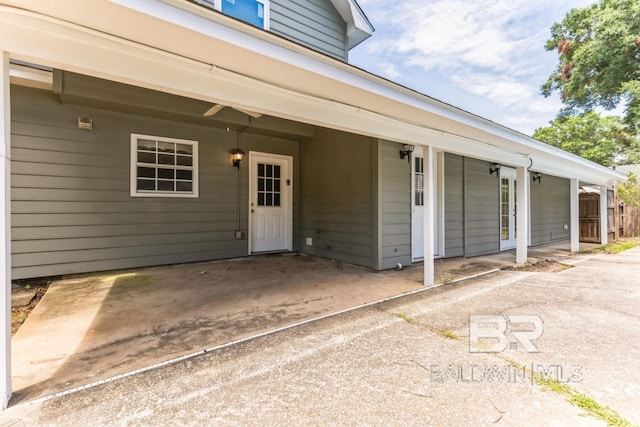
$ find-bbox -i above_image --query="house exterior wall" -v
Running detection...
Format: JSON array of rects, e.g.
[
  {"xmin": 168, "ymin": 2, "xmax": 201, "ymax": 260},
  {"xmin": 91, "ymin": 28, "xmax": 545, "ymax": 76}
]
[
  {"xmin": 193, "ymin": 0, "xmax": 348, "ymax": 60},
  {"xmin": 271, "ymin": 0, "xmax": 347, "ymax": 60},
  {"xmin": 530, "ymin": 174, "xmax": 570, "ymax": 245},
  {"xmin": 444, "ymin": 153, "xmax": 464, "ymax": 257},
  {"xmin": 463, "ymin": 157, "xmax": 500, "ymax": 256},
  {"xmin": 10, "ymin": 85, "xmax": 299, "ymax": 279},
  {"xmin": 377, "ymin": 140, "xmax": 411, "ymax": 270},
  {"xmin": 298, "ymin": 127, "xmax": 375, "ymax": 267}
]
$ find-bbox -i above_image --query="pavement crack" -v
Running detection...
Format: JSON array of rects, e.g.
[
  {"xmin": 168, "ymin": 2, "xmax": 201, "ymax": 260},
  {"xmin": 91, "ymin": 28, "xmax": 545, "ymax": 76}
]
[{"xmin": 402, "ymin": 390, "xmax": 433, "ymax": 398}]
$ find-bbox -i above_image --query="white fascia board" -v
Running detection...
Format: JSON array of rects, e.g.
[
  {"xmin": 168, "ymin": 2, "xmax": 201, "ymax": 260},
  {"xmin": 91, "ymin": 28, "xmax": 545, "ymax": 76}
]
[
  {"xmin": 104, "ymin": 0, "xmax": 624, "ymax": 182},
  {"xmin": 0, "ymin": 7, "xmax": 529, "ymax": 169},
  {"xmin": 0, "ymin": 2, "xmax": 624, "ymax": 183}
]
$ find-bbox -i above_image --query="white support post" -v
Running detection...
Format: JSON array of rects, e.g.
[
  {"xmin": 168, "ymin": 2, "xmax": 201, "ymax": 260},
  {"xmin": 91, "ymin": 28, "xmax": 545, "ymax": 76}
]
[
  {"xmin": 423, "ymin": 145, "xmax": 434, "ymax": 286},
  {"xmin": 0, "ymin": 50, "xmax": 12, "ymax": 409},
  {"xmin": 515, "ymin": 166, "xmax": 528, "ymax": 264},
  {"xmin": 570, "ymin": 178, "xmax": 579, "ymax": 252},
  {"xmin": 600, "ymin": 185, "xmax": 608, "ymax": 245}
]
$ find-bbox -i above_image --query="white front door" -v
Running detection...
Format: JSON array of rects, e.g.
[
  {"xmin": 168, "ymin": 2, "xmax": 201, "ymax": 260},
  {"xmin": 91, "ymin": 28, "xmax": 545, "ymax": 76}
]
[
  {"xmin": 412, "ymin": 148, "xmax": 440, "ymax": 261},
  {"xmin": 500, "ymin": 167, "xmax": 517, "ymax": 250},
  {"xmin": 249, "ymin": 152, "xmax": 293, "ymax": 253}
]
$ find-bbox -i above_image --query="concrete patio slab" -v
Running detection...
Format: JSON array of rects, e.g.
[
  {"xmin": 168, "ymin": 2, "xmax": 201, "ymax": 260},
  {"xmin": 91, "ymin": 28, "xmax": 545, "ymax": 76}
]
[
  {"xmin": 2, "ymin": 245, "xmax": 637, "ymax": 426},
  {"xmin": 10, "ymin": 242, "xmax": 588, "ymax": 404}
]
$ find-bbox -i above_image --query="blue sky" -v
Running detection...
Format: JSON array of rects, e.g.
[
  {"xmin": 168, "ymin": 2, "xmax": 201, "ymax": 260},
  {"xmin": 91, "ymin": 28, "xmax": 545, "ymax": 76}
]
[{"xmin": 349, "ymin": 0, "xmax": 594, "ymax": 136}]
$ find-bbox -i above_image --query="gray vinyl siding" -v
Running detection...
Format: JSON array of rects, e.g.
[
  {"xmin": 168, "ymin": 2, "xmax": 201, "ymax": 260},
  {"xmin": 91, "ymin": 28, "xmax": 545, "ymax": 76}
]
[
  {"xmin": 298, "ymin": 127, "xmax": 375, "ymax": 267},
  {"xmin": 377, "ymin": 140, "xmax": 411, "ymax": 270},
  {"xmin": 530, "ymin": 174, "xmax": 570, "ymax": 245},
  {"xmin": 271, "ymin": 0, "xmax": 347, "ymax": 60},
  {"xmin": 444, "ymin": 153, "xmax": 464, "ymax": 257},
  {"xmin": 463, "ymin": 157, "xmax": 499, "ymax": 257},
  {"xmin": 11, "ymin": 85, "xmax": 299, "ymax": 279}
]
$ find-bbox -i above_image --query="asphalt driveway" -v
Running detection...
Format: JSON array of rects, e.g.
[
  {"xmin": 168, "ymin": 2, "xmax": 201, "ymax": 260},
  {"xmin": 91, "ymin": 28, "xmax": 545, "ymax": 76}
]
[{"xmin": 2, "ymin": 247, "xmax": 639, "ymax": 426}]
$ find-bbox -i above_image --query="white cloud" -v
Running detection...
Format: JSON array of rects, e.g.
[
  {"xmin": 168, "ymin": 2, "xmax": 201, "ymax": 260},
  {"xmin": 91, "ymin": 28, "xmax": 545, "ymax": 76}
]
[
  {"xmin": 377, "ymin": 62, "xmax": 402, "ymax": 80},
  {"xmin": 350, "ymin": 0, "xmax": 594, "ymax": 134}
]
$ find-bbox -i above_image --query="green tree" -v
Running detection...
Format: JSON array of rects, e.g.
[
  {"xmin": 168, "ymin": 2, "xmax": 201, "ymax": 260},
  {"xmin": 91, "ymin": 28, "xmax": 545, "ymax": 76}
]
[
  {"xmin": 533, "ymin": 112, "xmax": 640, "ymax": 166},
  {"xmin": 618, "ymin": 172, "xmax": 640, "ymax": 208},
  {"xmin": 541, "ymin": 0, "xmax": 640, "ymax": 131}
]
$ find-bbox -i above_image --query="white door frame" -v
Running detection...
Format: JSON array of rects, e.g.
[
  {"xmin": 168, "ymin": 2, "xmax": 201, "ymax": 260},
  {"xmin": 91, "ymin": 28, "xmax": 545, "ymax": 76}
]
[
  {"xmin": 411, "ymin": 147, "xmax": 444, "ymax": 261},
  {"xmin": 500, "ymin": 167, "xmax": 517, "ymax": 251},
  {"xmin": 247, "ymin": 151, "xmax": 293, "ymax": 254}
]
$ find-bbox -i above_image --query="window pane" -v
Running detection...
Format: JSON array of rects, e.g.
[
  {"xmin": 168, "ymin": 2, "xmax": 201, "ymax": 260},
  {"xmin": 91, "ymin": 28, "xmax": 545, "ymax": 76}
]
[
  {"xmin": 258, "ymin": 193, "xmax": 265, "ymax": 206},
  {"xmin": 158, "ymin": 168, "xmax": 174, "ymax": 179},
  {"xmin": 176, "ymin": 169, "xmax": 192, "ymax": 180},
  {"xmin": 266, "ymin": 164, "xmax": 273, "ymax": 177},
  {"xmin": 274, "ymin": 179, "xmax": 280, "ymax": 192},
  {"xmin": 266, "ymin": 179, "xmax": 272, "ymax": 192},
  {"xmin": 176, "ymin": 181, "xmax": 193, "ymax": 192},
  {"xmin": 258, "ymin": 163, "xmax": 264, "ymax": 177},
  {"xmin": 157, "ymin": 142, "xmax": 175, "ymax": 154},
  {"xmin": 258, "ymin": 178, "xmax": 265, "ymax": 191},
  {"xmin": 176, "ymin": 143, "xmax": 192, "ymax": 155},
  {"xmin": 133, "ymin": 136, "xmax": 197, "ymax": 197},
  {"xmin": 137, "ymin": 139, "xmax": 156, "ymax": 152},
  {"xmin": 274, "ymin": 193, "xmax": 280, "ymax": 207},
  {"xmin": 176, "ymin": 155, "xmax": 192, "ymax": 166},
  {"xmin": 137, "ymin": 152, "xmax": 156, "ymax": 164},
  {"xmin": 266, "ymin": 193, "xmax": 273, "ymax": 206},
  {"xmin": 137, "ymin": 179, "xmax": 155, "ymax": 191},
  {"xmin": 274, "ymin": 165, "xmax": 281, "ymax": 178},
  {"xmin": 158, "ymin": 154, "xmax": 175, "ymax": 165},
  {"xmin": 157, "ymin": 180, "xmax": 174, "ymax": 191},
  {"xmin": 137, "ymin": 167, "xmax": 155, "ymax": 178}
]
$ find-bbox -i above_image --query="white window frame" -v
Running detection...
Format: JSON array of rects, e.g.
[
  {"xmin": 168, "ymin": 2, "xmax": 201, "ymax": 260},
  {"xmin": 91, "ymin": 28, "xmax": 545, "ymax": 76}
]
[
  {"xmin": 130, "ymin": 133, "xmax": 199, "ymax": 198},
  {"xmin": 214, "ymin": 0, "xmax": 271, "ymax": 30}
]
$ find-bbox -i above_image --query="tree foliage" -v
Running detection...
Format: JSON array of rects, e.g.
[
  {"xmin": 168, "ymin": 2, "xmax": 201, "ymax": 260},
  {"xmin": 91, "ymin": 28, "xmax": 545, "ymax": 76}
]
[
  {"xmin": 541, "ymin": 0, "xmax": 640, "ymax": 131},
  {"xmin": 618, "ymin": 172, "xmax": 640, "ymax": 208},
  {"xmin": 533, "ymin": 112, "xmax": 640, "ymax": 166}
]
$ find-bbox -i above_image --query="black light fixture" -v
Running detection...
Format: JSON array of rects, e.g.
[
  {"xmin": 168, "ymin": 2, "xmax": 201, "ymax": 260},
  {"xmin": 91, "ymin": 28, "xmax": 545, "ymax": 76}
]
[
  {"xmin": 532, "ymin": 172, "xmax": 542, "ymax": 183},
  {"xmin": 231, "ymin": 148, "xmax": 245, "ymax": 169},
  {"xmin": 399, "ymin": 144, "xmax": 415, "ymax": 163},
  {"xmin": 489, "ymin": 163, "xmax": 501, "ymax": 175}
]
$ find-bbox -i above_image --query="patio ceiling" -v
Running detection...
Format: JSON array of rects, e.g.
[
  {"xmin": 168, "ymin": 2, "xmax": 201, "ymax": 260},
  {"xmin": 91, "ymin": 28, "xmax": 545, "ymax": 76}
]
[{"xmin": 0, "ymin": 0, "xmax": 625, "ymax": 184}]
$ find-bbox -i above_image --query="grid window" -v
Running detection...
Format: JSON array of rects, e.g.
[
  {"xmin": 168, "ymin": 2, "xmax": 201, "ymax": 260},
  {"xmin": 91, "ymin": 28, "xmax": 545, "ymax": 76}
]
[
  {"xmin": 414, "ymin": 157, "xmax": 424, "ymax": 206},
  {"xmin": 257, "ymin": 162, "xmax": 281, "ymax": 207},
  {"xmin": 130, "ymin": 134, "xmax": 198, "ymax": 198}
]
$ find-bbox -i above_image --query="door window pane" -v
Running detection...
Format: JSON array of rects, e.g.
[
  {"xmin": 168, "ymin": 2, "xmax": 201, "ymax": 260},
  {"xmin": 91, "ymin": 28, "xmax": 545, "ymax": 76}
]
[
  {"xmin": 257, "ymin": 162, "xmax": 282, "ymax": 207},
  {"xmin": 414, "ymin": 157, "xmax": 424, "ymax": 206}
]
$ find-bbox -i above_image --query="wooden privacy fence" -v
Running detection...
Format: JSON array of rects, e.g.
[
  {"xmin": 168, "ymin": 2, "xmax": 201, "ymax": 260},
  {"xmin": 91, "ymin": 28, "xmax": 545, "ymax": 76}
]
[{"xmin": 580, "ymin": 187, "xmax": 640, "ymax": 243}]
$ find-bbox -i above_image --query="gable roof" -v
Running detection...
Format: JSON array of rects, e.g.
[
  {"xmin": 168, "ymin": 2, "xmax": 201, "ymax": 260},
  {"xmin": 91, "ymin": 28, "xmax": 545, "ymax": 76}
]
[{"xmin": 329, "ymin": 0, "xmax": 374, "ymax": 49}]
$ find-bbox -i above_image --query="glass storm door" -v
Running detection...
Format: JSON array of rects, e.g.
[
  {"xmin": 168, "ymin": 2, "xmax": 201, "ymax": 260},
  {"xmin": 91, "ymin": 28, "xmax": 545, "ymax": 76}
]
[
  {"xmin": 500, "ymin": 167, "xmax": 517, "ymax": 250},
  {"xmin": 249, "ymin": 153, "xmax": 292, "ymax": 253}
]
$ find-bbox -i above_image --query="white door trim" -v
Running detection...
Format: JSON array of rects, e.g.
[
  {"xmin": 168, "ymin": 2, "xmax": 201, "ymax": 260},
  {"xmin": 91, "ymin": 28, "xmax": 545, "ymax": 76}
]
[
  {"xmin": 248, "ymin": 151, "xmax": 293, "ymax": 254},
  {"xmin": 500, "ymin": 167, "xmax": 517, "ymax": 251}
]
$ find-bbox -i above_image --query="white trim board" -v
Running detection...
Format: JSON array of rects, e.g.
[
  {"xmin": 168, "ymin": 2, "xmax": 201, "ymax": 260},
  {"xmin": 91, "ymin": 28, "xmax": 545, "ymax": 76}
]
[{"xmin": 0, "ymin": 3, "xmax": 624, "ymax": 184}]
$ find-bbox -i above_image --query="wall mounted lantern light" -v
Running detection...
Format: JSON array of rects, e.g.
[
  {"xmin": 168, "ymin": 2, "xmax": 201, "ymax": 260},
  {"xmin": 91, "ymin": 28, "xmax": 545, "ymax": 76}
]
[
  {"xmin": 532, "ymin": 172, "xmax": 542, "ymax": 183},
  {"xmin": 231, "ymin": 148, "xmax": 245, "ymax": 169},
  {"xmin": 489, "ymin": 163, "xmax": 501, "ymax": 175},
  {"xmin": 399, "ymin": 144, "xmax": 415, "ymax": 163}
]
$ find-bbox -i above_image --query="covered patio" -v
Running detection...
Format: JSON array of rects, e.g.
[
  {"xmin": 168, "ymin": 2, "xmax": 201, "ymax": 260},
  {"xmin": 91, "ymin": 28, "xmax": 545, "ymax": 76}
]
[
  {"xmin": 10, "ymin": 243, "xmax": 592, "ymax": 405},
  {"xmin": 0, "ymin": 0, "xmax": 622, "ymax": 409}
]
